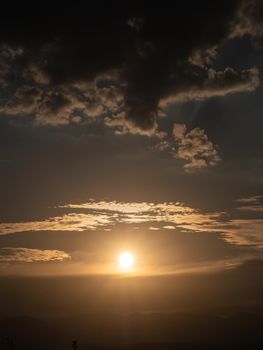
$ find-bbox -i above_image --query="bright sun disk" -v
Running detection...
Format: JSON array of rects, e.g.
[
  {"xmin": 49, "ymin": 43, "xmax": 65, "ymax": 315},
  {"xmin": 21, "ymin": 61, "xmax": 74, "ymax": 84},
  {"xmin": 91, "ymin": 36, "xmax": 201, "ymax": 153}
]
[{"xmin": 118, "ymin": 251, "xmax": 135, "ymax": 269}]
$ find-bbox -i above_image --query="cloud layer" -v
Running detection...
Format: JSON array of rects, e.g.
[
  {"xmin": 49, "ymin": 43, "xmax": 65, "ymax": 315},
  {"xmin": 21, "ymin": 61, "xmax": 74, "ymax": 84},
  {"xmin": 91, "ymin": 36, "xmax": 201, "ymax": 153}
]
[
  {"xmin": 0, "ymin": 198, "xmax": 262, "ymax": 249},
  {"xmin": 0, "ymin": 1, "xmax": 261, "ymax": 137}
]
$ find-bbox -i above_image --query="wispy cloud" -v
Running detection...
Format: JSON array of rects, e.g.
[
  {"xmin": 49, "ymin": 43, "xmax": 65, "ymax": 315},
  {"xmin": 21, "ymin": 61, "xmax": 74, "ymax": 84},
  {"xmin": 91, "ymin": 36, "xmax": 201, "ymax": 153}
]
[
  {"xmin": 159, "ymin": 66, "xmax": 260, "ymax": 107},
  {"xmin": 222, "ymin": 219, "xmax": 263, "ymax": 248},
  {"xmin": 235, "ymin": 195, "xmax": 263, "ymax": 213},
  {"xmin": 236, "ymin": 195, "xmax": 263, "ymax": 204},
  {"xmin": 0, "ymin": 213, "xmax": 111, "ymax": 235},
  {"xmin": 0, "ymin": 199, "xmax": 262, "ymax": 249},
  {"xmin": 0, "ymin": 247, "xmax": 70, "ymax": 263}
]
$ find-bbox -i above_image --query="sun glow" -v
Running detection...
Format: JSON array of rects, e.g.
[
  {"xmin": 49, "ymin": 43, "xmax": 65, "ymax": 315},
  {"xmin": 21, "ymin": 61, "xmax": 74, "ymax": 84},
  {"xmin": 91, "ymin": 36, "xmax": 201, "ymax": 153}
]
[{"xmin": 118, "ymin": 251, "xmax": 135, "ymax": 270}]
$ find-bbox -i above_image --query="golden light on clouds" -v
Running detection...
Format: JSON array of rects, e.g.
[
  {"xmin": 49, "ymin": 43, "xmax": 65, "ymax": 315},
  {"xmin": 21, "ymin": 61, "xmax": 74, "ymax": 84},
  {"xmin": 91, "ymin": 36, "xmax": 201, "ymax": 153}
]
[
  {"xmin": 0, "ymin": 198, "xmax": 262, "ymax": 250},
  {"xmin": 0, "ymin": 247, "xmax": 70, "ymax": 263}
]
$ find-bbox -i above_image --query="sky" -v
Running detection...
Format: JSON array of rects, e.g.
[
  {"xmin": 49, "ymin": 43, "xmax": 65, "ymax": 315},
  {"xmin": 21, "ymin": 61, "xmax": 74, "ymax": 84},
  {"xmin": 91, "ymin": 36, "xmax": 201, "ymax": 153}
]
[{"xmin": 0, "ymin": 1, "xmax": 263, "ymax": 349}]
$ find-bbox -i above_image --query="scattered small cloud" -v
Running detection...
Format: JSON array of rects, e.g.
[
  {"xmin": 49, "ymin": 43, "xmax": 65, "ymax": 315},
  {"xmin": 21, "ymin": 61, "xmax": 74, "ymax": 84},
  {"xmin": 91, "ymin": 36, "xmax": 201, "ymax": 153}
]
[
  {"xmin": 173, "ymin": 124, "xmax": 221, "ymax": 171},
  {"xmin": 156, "ymin": 124, "xmax": 220, "ymax": 172}
]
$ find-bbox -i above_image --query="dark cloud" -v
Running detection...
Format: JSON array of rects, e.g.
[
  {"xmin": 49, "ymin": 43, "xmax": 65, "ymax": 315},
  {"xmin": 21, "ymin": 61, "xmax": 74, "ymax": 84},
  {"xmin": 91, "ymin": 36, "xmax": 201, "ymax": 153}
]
[
  {"xmin": 0, "ymin": 85, "xmax": 41, "ymax": 115},
  {"xmin": 0, "ymin": 45, "xmax": 22, "ymax": 87},
  {"xmin": 231, "ymin": 0, "xmax": 263, "ymax": 47},
  {"xmin": 0, "ymin": 0, "xmax": 261, "ymax": 135}
]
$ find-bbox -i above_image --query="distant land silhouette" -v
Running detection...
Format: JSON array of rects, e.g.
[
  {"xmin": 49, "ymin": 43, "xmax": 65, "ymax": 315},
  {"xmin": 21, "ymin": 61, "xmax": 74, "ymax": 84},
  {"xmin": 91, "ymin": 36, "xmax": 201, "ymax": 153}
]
[{"xmin": 1, "ymin": 312, "xmax": 262, "ymax": 350}]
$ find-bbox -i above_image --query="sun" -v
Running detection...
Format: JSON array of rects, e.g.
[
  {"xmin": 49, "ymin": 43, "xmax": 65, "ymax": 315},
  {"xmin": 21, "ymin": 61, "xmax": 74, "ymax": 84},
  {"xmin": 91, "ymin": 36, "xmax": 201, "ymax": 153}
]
[{"xmin": 118, "ymin": 251, "xmax": 135, "ymax": 270}]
